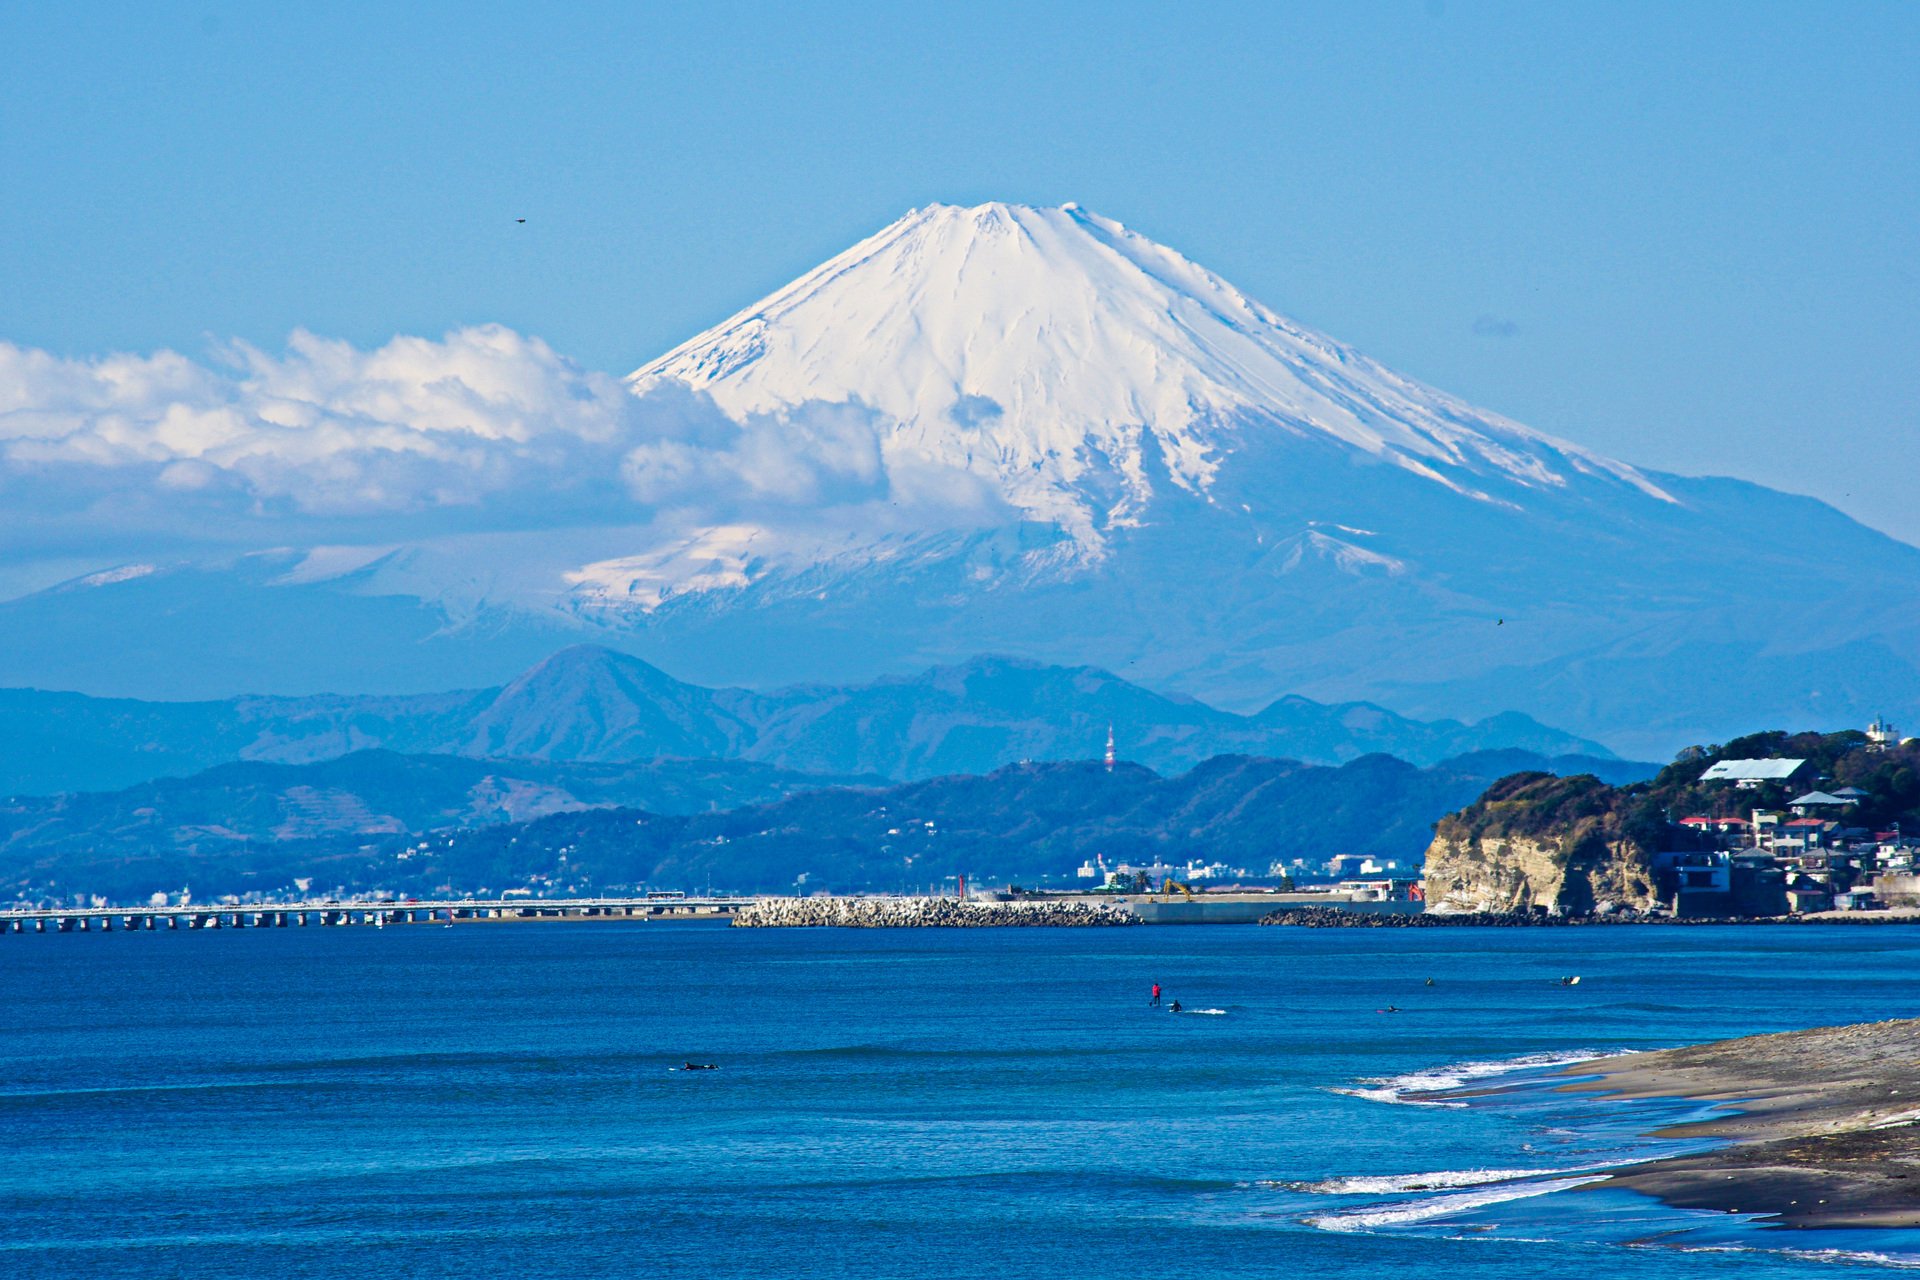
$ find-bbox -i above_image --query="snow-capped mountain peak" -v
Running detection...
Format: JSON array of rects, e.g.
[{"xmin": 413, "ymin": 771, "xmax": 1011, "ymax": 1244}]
[{"xmin": 630, "ymin": 202, "xmax": 1670, "ymax": 550}]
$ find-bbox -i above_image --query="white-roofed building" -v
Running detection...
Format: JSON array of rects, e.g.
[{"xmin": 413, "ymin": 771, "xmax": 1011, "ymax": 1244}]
[{"xmin": 1699, "ymin": 758, "xmax": 1810, "ymax": 789}]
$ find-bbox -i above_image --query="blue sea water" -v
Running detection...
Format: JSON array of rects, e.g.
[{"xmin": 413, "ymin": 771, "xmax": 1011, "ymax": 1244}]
[{"xmin": 4, "ymin": 920, "xmax": 1920, "ymax": 1278}]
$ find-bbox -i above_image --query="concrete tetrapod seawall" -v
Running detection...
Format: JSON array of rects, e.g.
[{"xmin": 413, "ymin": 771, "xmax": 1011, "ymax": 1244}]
[{"xmin": 730, "ymin": 898, "xmax": 1141, "ymax": 928}]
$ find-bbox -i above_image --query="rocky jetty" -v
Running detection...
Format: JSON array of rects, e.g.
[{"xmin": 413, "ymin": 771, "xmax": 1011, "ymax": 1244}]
[
  {"xmin": 1259, "ymin": 906, "xmax": 1573, "ymax": 927},
  {"xmin": 731, "ymin": 897, "xmax": 1141, "ymax": 928}
]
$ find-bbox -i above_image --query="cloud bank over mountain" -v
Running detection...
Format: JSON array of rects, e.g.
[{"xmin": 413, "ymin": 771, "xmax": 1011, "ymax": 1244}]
[{"xmin": 0, "ymin": 326, "xmax": 1003, "ymax": 578}]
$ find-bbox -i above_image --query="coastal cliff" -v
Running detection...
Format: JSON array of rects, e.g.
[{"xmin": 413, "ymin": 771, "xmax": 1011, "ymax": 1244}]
[
  {"xmin": 1421, "ymin": 772, "xmax": 1662, "ymax": 915},
  {"xmin": 1422, "ymin": 728, "xmax": 1920, "ymax": 917}
]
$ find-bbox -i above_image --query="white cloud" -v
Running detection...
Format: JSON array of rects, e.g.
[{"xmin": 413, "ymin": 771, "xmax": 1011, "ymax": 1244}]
[
  {"xmin": 0, "ymin": 326, "xmax": 634, "ymax": 515},
  {"xmin": 0, "ymin": 327, "xmax": 1006, "ymax": 574}
]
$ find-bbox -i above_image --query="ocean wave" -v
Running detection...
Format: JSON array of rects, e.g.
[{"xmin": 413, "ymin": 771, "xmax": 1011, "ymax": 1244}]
[
  {"xmin": 1293, "ymin": 1165, "xmax": 1611, "ymax": 1195},
  {"xmin": 1649, "ymin": 1244, "xmax": 1920, "ymax": 1269},
  {"xmin": 1303, "ymin": 1175, "xmax": 1610, "ymax": 1231},
  {"xmin": 1333, "ymin": 1049, "xmax": 1625, "ymax": 1106},
  {"xmin": 1326, "ymin": 1085, "xmax": 1467, "ymax": 1107},
  {"xmin": 1773, "ymin": 1248, "xmax": 1920, "ymax": 1269}
]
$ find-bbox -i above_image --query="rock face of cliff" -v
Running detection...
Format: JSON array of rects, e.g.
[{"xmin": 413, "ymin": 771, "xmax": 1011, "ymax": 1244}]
[{"xmin": 1422, "ymin": 772, "xmax": 1662, "ymax": 915}]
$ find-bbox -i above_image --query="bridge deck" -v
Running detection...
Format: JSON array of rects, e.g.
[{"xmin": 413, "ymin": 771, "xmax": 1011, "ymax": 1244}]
[{"xmin": 0, "ymin": 897, "xmax": 756, "ymax": 931}]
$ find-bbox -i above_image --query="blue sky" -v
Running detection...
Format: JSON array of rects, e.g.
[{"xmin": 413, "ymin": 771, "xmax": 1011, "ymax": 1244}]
[{"xmin": 3, "ymin": 0, "xmax": 1916, "ymax": 546}]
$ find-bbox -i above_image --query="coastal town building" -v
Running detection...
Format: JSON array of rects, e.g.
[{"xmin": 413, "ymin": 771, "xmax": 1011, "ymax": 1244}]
[
  {"xmin": 1698, "ymin": 758, "xmax": 1811, "ymax": 789},
  {"xmin": 1866, "ymin": 717, "xmax": 1904, "ymax": 750}
]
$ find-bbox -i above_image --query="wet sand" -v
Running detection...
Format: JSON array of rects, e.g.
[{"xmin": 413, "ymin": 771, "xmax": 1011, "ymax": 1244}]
[{"xmin": 1440, "ymin": 1018, "xmax": 1920, "ymax": 1228}]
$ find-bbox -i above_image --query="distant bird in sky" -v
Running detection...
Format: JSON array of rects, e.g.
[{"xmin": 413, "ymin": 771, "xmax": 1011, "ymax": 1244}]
[
  {"xmin": 1497, "ymin": 619, "xmax": 1504, "ymax": 625},
  {"xmin": 516, "ymin": 219, "xmax": 526, "ymax": 223}
]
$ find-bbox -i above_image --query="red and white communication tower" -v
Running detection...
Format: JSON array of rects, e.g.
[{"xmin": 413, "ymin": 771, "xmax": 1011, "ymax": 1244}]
[{"xmin": 1104, "ymin": 724, "xmax": 1115, "ymax": 772}]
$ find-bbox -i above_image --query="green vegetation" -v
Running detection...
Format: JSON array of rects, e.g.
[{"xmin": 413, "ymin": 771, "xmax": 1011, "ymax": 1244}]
[{"xmin": 1439, "ymin": 730, "xmax": 1920, "ymax": 867}]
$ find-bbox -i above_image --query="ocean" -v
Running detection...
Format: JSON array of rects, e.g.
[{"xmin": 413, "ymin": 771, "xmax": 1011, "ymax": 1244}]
[{"xmin": 3, "ymin": 919, "xmax": 1918, "ymax": 1276}]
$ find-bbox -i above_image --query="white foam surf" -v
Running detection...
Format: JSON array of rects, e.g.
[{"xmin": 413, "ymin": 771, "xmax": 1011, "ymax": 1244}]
[
  {"xmin": 1299, "ymin": 1166, "xmax": 1610, "ymax": 1195},
  {"xmin": 1303, "ymin": 1175, "xmax": 1611, "ymax": 1231},
  {"xmin": 1332, "ymin": 1049, "xmax": 1623, "ymax": 1106}
]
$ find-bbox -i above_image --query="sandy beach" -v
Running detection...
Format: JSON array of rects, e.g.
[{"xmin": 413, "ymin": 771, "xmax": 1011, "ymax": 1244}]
[{"xmin": 1465, "ymin": 1019, "xmax": 1920, "ymax": 1228}]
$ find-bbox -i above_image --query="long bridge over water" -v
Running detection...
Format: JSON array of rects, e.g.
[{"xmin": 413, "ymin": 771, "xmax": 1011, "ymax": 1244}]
[{"xmin": 0, "ymin": 896, "xmax": 755, "ymax": 933}]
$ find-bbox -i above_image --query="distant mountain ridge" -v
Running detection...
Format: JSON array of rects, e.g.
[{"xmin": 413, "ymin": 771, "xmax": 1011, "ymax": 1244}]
[
  {"xmin": 0, "ymin": 645, "xmax": 1621, "ymax": 797},
  {"xmin": 0, "ymin": 750, "xmax": 890, "ymax": 863},
  {"xmin": 0, "ymin": 746, "xmax": 1658, "ymax": 903}
]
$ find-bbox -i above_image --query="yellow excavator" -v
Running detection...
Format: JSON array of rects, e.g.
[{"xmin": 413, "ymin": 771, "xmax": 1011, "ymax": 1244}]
[{"xmin": 1160, "ymin": 879, "xmax": 1195, "ymax": 902}]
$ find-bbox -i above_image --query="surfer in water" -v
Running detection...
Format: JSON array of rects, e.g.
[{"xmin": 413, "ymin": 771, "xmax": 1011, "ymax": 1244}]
[
  {"xmin": 1170, "ymin": 1000, "xmax": 1182, "ymax": 1013},
  {"xmin": 1151, "ymin": 983, "xmax": 1162, "ymax": 1007}
]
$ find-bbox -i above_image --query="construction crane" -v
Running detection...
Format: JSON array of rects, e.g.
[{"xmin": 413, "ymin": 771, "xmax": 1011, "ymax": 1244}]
[{"xmin": 1161, "ymin": 879, "xmax": 1195, "ymax": 902}]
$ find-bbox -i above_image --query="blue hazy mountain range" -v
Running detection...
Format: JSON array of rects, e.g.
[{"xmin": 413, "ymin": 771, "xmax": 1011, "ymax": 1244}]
[
  {"xmin": 7, "ymin": 206, "xmax": 1914, "ymax": 758},
  {"xmin": 0, "ymin": 748, "xmax": 1660, "ymax": 902},
  {"xmin": 0, "ymin": 645, "xmax": 1628, "ymax": 799}
]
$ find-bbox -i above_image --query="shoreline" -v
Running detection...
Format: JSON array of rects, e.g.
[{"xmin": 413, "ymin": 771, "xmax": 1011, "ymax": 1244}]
[
  {"xmin": 1429, "ymin": 1019, "xmax": 1920, "ymax": 1228},
  {"xmin": 1264, "ymin": 906, "xmax": 1920, "ymax": 927}
]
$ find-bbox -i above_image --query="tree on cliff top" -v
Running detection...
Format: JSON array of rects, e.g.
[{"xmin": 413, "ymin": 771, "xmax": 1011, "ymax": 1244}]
[{"xmin": 1435, "ymin": 771, "xmax": 1675, "ymax": 857}]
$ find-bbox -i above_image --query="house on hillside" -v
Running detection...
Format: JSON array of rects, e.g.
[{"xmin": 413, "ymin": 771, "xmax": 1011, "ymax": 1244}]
[
  {"xmin": 1788, "ymin": 790, "xmax": 1857, "ymax": 815},
  {"xmin": 1679, "ymin": 815, "xmax": 1752, "ymax": 847},
  {"xmin": 1780, "ymin": 817, "xmax": 1837, "ymax": 847}
]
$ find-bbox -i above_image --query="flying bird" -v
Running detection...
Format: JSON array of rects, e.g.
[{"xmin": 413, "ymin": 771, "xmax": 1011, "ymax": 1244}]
[
  {"xmin": 1497, "ymin": 619, "xmax": 1504, "ymax": 625},
  {"xmin": 516, "ymin": 219, "xmax": 526, "ymax": 223}
]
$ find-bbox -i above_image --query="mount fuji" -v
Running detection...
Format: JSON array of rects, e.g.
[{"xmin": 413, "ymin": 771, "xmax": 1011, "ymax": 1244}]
[{"xmin": 4, "ymin": 202, "xmax": 1918, "ymax": 756}]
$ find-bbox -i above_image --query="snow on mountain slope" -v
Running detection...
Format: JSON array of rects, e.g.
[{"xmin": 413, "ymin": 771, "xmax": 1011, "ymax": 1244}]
[
  {"xmin": 5, "ymin": 202, "xmax": 1919, "ymax": 753},
  {"xmin": 630, "ymin": 202, "xmax": 1670, "ymax": 554}
]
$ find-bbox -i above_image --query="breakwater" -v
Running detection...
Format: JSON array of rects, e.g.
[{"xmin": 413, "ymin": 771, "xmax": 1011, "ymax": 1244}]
[
  {"xmin": 1262, "ymin": 906, "xmax": 1571, "ymax": 927},
  {"xmin": 731, "ymin": 897, "xmax": 1141, "ymax": 928},
  {"xmin": 1260, "ymin": 906, "xmax": 1920, "ymax": 927}
]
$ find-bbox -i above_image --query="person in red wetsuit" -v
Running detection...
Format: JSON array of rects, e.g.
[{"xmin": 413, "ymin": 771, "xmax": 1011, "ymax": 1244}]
[{"xmin": 1150, "ymin": 983, "xmax": 1162, "ymax": 1007}]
